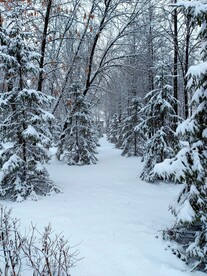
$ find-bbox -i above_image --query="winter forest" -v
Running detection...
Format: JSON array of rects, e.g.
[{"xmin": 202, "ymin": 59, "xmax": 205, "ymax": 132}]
[{"xmin": 0, "ymin": 0, "xmax": 206, "ymax": 275}]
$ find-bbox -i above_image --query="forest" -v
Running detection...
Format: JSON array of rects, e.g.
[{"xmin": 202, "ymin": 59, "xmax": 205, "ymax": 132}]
[{"xmin": 0, "ymin": 0, "xmax": 206, "ymax": 275}]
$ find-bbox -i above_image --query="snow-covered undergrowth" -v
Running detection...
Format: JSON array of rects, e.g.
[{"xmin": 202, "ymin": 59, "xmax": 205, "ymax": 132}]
[{"xmin": 0, "ymin": 137, "xmax": 205, "ymax": 276}]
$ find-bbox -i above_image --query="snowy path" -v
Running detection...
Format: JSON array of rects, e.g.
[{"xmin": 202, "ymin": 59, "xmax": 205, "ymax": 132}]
[{"xmin": 2, "ymin": 137, "xmax": 205, "ymax": 276}]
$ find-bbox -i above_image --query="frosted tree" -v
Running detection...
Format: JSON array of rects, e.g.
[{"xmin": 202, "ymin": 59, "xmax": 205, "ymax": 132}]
[
  {"xmin": 0, "ymin": 2, "xmax": 58, "ymax": 201},
  {"xmin": 136, "ymin": 63, "xmax": 179, "ymax": 182},
  {"xmin": 121, "ymin": 96, "xmax": 142, "ymax": 156},
  {"xmin": 115, "ymin": 114, "xmax": 125, "ymax": 149},
  {"xmin": 107, "ymin": 113, "xmax": 119, "ymax": 144},
  {"xmin": 56, "ymin": 83, "xmax": 98, "ymax": 165},
  {"xmin": 158, "ymin": 1, "xmax": 207, "ymax": 271}
]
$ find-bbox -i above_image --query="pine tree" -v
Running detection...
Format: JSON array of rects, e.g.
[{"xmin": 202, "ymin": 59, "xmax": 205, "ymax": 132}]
[
  {"xmin": 107, "ymin": 113, "xmax": 119, "ymax": 144},
  {"xmin": 0, "ymin": 2, "xmax": 58, "ymax": 201},
  {"xmin": 96, "ymin": 122, "xmax": 104, "ymax": 139},
  {"xmin": 115, "ymin": 113, "xmax": 125, "ymax": 149},
  {"xmin": 160, "ymin": 1, "xmax": 207, "ymax": 271},
  {"xmin": 56, "ymin": 83, "xmax": 98, "ymax": 165},
  {"xmin": 137, "ymin": 63, "xmax": 179, "ymax": 182},
  {"xmin": 121, "ymin": 96, "xmax": 142, "ymax": 156}
]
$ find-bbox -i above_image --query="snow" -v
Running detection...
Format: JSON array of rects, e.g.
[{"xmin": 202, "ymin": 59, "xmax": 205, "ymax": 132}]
[
  {"xmin": 202, "ymin": 128, "xmax": 207, "ymax": 138},
  {"xmin": 174, "ymin": 197, "xmax": 196, "ymax": 224},
  {"xmin": 187, "ymin": 62, "xmax": 207, "ymax": 79},
  {"xmin": 176, "ymin": 117, "xmax": 197, "ymax": 136},
  {"xmin": 153, "ymin": 147, "xmax": 190, "ymax": 183},
  {"xmin": 22, "ymin": 125, "xmax": 38, "ymax": 138},
  {"xmin": 176, "ymin": 1, "xmax": 207, "ymax": 15},
  {"xmin": 1, "ymin": 153, "xmax": 23, "ymax": 172},
  {"xmin": 0, "ymin": 136, "xmax": 205, "ymax": 276}
]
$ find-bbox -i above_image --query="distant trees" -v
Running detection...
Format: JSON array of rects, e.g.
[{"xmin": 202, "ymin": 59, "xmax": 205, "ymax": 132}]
[
  {"xmin": 52, "ymin": 0, "xmax": 145, "ymax": 115},
  {"xmin": 53, "ymin": 0, "xmax": 149, "ymax": 165}
]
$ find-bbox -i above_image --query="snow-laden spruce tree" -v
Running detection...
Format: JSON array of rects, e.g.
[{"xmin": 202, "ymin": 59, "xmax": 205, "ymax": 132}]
[
  {"xmin": 107, "ymin": 113, "xmax": 119, "ymax": 144},
  {"xmin": 115, "ymin": 114, "xmax": 124, "ymax": 149},
  {"xmin": 136, "ymin": 63, "xmax": 179, "ymax": 182},
  {"xmin": 121, "ymin": 96, "xmax": 142, "ymax": 156},
  {"xmin": 156, "ymin": 1, "xmax": 207, "ymax": 271},
  {"xmin": 56, "ymin": 83, "xmax": 98, "ymax": 165},
  {"xmin": 0, "ymin": 2, "xmax": 58, "ymax": 201}
]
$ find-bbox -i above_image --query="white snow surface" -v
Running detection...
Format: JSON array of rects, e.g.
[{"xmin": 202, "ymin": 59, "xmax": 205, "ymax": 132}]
[{"xmin": 1, "ymin": 137, "xmax": 205, "ymax": 276}]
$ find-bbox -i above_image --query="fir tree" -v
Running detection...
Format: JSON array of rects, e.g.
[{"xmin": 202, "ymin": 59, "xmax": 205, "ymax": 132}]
[
  {"xmin": 159, "ymin": 2, "xmax": 207, "ymax": 271},
  {"xmin": 92, "ymin": 122, "xmax": 101, "ymax": 147},
  {"xmin": 0, "ymin": 2, "xmax": 58, "ymax": 201},
  {"xmin": 115, "ymin": 113, "xmax": 125, "ymax": 149},
  {"xmin": 121, "ymin": 96, "xmax": 142, "ymax": 156},
  {"xmin": 136, "ymin": 63, "xmax": 179, "ymax": 182},
  {"xmin": 96, "ymin": 122, "xmax": 104, "ymax": 139},
  {"xmin": 107, "ymin": 113, "xmax": 119, "ymax": 144},
  {"xmin": 56, "ymin": 83, "xmax": 98, "ymax": 165}
]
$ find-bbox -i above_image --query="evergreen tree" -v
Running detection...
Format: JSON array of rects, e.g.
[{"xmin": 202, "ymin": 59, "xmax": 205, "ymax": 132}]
[
  {"xmin": 56, "ymin": 83, "xmax": 98, "ymax": 165},
  {"xmin": 107, "ymin": 113, "xmax": 119, "ymax": 144},
  {"xmin": 0, "ymin": 2, "xmax": 58, "ymax": 201},
  {"xmin": 96, "ymin": 122, "xmax": 104, "ymax": 139},
  {"xmin": 92, "ymin": 122, "xmax": 101, "ymax": 147},
  {"xmin": 121, "ymin": 96, "xmax": 142, "ymax": 156},
  {"xmin": 137, "ymin": 63, "xmax": 179, "ymax": 182},
  {"xmin": 115, "ymin": 113, "xmax": 125, "ymax": 149},
  {"xmin": 159, "ymin": 1, "xmax": 207, "ymax": 271}
]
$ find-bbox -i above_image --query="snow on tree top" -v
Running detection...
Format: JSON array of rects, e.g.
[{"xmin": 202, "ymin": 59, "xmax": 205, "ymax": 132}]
[
  {"xmin": 153, "ymin": 147, "xmax": 190, "ymax": 182},
  {"xmin": 176, "ymin": 117, "xmax": 197, "ymax": 135},
  {"xmin": 175, "ymin": 199, "xmax": 196, "ymax": 224},
  {"xmin": 2, "ymin": 154, "xmax": 23, "ymax": 173},
  {"xmin": 177, "ymin": 1, "xmax": 207, "ymax": 14},
  {"xmin": 187, "ymin": 62, "xmax": 207, "ymax": 80},
  {"xmin": 22, "ymin": 125, "xmax": 39, "ymax": 139},
  {"xmin": 202, "ymin": 128, "xmax": 207, "ymax": 138}
]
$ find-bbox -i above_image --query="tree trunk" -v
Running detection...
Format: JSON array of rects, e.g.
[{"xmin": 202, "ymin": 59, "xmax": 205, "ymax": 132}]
[
  {"xmin": 173, "ymin": 0, "xmax": 178, "ymax": 118},
  {"xmin": 183, "ymin": 13, "xmax": 191, "ymax": 119},
  {"xmin": 37, "ymin": 0, "xmax": 52, "ymax": 92},
  {"xmin": 148, "ymin": 2, "xmax": 154, "ymax": 92},
  {"xmin": 83, "ymin": 0, "xmax": 112, "ymax": 96}
]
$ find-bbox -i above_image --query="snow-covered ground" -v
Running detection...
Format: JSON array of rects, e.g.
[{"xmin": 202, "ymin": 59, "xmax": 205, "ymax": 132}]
[{"xmin": 1, "ymin": 137, "xmax": 205, "ymax": 276}]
